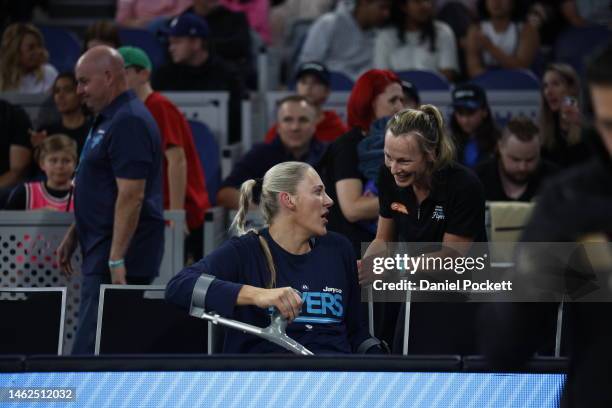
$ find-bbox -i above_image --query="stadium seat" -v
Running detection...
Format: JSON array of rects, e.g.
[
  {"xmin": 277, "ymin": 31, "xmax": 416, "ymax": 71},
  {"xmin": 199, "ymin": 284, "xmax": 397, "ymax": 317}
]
[
  {"xmin": 189, "ymin": 119, "xmax": 221, "ymax": 206},
  {"xmin": 555, "ymin": 25, "xmax": 612, "ymax": 76},
  {"xmin": 329, "ymin": 71, "xmax": 355, "ymax": 91},
  {"xmin": 396, "ymin": 70, "xmax": 451, "ymax": 91},
  {"xmin": 119, "ymin": 28, "xmax": 167, "ymax": 69},
  {"xmin": 471, "ymin": 68, "xmax": 541, "ymax": 91},
  {"xmin": 38, "ymin": 26, "xmax": 81, "ymax": 73}
]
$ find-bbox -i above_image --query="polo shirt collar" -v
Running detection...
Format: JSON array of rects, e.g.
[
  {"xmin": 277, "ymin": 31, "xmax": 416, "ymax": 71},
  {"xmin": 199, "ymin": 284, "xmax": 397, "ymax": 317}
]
[{"xmin": 97, "ymin": 90, "xmax": 136, "ymax": 122}]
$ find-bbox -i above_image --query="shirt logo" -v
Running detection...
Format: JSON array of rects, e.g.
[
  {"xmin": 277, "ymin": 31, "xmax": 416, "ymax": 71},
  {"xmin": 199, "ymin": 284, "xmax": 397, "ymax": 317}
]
[
  {"xmin": 391, "ymin": 202, "xmax": 409, "ymax": 215},
  {"xmin": 432, "ymin": 205, "xmax": 445, "ymax": 221},
  {"xmin": 90, "ymin": 130, "xmax": 105, "ymax": 149}
]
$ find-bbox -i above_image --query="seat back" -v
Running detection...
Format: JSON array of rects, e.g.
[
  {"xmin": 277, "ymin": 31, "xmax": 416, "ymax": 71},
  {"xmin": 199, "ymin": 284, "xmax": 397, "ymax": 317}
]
[
  {"xmin": 471, "ymin": 69, "xmax": 540, "ymax": 91},
  {"xmin": 189, "ymin": 120, "xmax": 221, "ymax": 206},
  {"xmin": 329, "ymin": 71, "xmax": 355, "ymax": 91},
  {"xmin": 119, "ymin": 28, "xmax": 167, "ymax": 69},
  {"xmin": 555, "ymin": 25, "xmax": 612, "ymax": 76},
  {"xmin": 39, "ymin": 26, "xmax": 81, "ymax": 73},
  {"xmin": 396, "ymin": 70, "xmax": 451, "ymax": 91}
]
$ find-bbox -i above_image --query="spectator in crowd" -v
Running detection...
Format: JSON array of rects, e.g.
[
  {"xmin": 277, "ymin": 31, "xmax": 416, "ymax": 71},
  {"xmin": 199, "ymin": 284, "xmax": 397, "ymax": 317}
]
[
  {"xmin": 57, "ymin": 46, "xmax": 164, "ymax": 354},
  {"xmin": 449, "ymin": 83, "xmax": 500, "ymax": 168},
  {"xmin": 465, "ymin": 0, "xmax": 539, "ymax": 78},
  {"xmin": 360, "ymin": 105, "xmax": 486, "ymax": 355},
  {"xmin": 265, "ymin": 62, "xmax": 347, "ymax": 144},
  {"xmin": 539, "ymin": 63, "xmax": 590, "ymax": 167},
  {"xmin": 217, "ymin": 95, "xmax": 325, "ymax": 210},
  {"xmin": 221, "ymin": 0, "xmax": 270, "ymax": 44},
  {"xmin": 476, "ymin": 116, "xmax": 558, "ymax": 201},
  {"xmin": 299, "ymin": 0, "xmax": 392, "ymax": 80},
  {"xmin": 0, "ymin": 23, "xmax": 57, "ymax": 93},
  {"xmin": 526, "ymin": 1, "xmax": 577, "ymax": 47},
  {"xmin": 166, "ymin": 161, "xmax": 386, "ymax": 354},
  {"xmin": 5, "ymin": 134, "xmax": 76, "ymax": 211},
  {"xmin": 181, "ymin": 0, "xmax": 253, "ymax": 85},
  {"xmin": 436, "ymin": 0, "xmax": 477, "ymax": 14},
  {"xmin": 320, "ymin": 69, "xmax": 404, "ymax": 258},
  {"xmin": 374, "ymin": 0, "xmax": 459, "ymax": 81},
  {"xmin": 119, "ymin": 46, "xmax": 211, "ymax": 261},
  {"xmin": 31, "ymin": 73, "xmax": 92, "ymax": 156},
  {"xmin": 0, "ymin": 99, "xmax": 33, "ymax": 206},
  {"xmin": 152, "ymin": 13, "xmax": 244, "ymax": 143},
  {"xmin": 83, "ymin": 20, "xmax": 121, "ymax": 50},
  {"xmin": 482, "ymin": 43, "xmax": 612, "ymax": 407},
  {"xmin": 115, "ymin": 0, "xmax": 192, "ymax": 28},
  {"xmin": 269, "ymin": 0, "xmax": 335, "ymax": 47}
]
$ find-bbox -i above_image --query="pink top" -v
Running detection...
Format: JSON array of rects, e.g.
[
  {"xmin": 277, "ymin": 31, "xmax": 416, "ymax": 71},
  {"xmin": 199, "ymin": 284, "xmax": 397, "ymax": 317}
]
[
  {"xmin": 221, "ymin": 0, "xmax": 270, "ymax": 44},
  {"xmin": 116, "ymin": 0, "xmax": 193, "ymax": 26},
  {"xmin": 25, "ymin": 182, "xmax": 74, "ymax": 212}
]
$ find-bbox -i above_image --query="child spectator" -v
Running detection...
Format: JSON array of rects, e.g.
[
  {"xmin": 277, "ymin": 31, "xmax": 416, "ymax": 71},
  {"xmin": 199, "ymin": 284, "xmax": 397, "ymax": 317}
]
[{"xmin": 5, "ymin": 134, "xmax": 76, "ymax": 211}]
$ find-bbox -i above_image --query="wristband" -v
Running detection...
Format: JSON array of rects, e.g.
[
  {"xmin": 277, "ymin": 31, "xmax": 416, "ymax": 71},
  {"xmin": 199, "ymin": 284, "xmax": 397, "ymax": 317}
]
[{"xmin": 108, "ymin": 259, "xmax": 125, "ymax": 269}]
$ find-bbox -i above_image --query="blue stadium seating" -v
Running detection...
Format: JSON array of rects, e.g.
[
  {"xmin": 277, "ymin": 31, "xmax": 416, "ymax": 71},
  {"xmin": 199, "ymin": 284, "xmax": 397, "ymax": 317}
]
[
  {"xmin": 329, "ymin": 71, "xmax": 354, "ymax": 91},
  {"xmin": 396, "ymin": 70, "xmax": 451, "ymax": 91},
  {"xmin": 38, "ymin": 26, "xmax": 81, "ymax": 73},
  {"xmin": 119, "ymin": 28, "xmax": 167, "ymax": 69},
  {"xmin": 189, "ymin": 120, "xmax": 221, "ymax": 206},
  {"xmin": 555, "ymin": 25, "xmax": 612, "ymax": 77},
  {"xmin": 471, "ymin": 69, "xmax": 540, "ymax": 91}
]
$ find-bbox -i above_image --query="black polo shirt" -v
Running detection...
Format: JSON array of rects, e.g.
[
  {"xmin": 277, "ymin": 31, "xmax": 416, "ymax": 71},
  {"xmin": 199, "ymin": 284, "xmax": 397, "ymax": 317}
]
[
  {"xmin": 378, "ymin": 162, "xmax": 487, "ymax": 244},
  {"xmin": 475, "ymin": 156, "xmax": 559, "ymax": 202},
  {"xmin": 378, "ymin": 162, "xmax": 487, "ymax": 355}
]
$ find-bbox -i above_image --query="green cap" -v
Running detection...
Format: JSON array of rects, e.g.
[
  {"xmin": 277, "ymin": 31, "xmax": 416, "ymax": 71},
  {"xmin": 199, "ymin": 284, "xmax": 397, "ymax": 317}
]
[{"xmin": 118, "ymin": 46, "xmax": 152, "ymax": 71}]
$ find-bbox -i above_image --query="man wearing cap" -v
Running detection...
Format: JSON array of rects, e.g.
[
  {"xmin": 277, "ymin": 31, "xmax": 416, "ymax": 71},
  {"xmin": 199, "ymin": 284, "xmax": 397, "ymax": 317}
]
[
  {"xmin": 57, "ymin": 46, "xmax": 164, "ymax": 354},
  {"xmin": 264, "ymin": 62, "xmax": 348, "ymax": 144},
  {"xmin": 475, "ymin": 116, "xmax": 558, "ymax": 202},
  {"xmin": 449, "ymin": 83, "xmax": 500, "ymax": 168},
  {"xmin": 299, "ymin": 0, "xmax": 392, "ymax": 80},
  {"xmin": 216, "ymin": 95, "xmax": 325, "ymax": 210},
  {"xmin": 181, "ymin": 0, "xmax": 253, "ymax": 84},
  {"xmin": 400, "ymin": 80, "xmax": 420, "ymax": 109},
  {"xmin": 152, "ymin": 13, "xmax": 244, "ymax": 143},
  {"xmin": 119, "ymin": 46, "xmax": 211, "ymax": 261}
]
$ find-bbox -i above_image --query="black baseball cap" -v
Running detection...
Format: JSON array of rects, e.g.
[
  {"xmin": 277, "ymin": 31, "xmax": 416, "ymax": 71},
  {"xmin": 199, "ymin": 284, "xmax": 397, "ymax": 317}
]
[
  {"xmin": 295, "ymin": 62, "xmax": 331, "ymax": 87},
  {"xmin": 452, "ymin": 84, "xmax": 488, "ymax": 110},
  {"xmin": 166, "ymin": 13, "xmax": 209, "ymax": 38}
]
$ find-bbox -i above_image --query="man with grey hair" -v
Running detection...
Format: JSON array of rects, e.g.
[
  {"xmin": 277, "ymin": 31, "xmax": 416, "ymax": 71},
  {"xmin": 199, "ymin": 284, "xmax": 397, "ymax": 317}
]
[{"xmin": 57, "ymin": 46, "xmax": 164, "ymax": 354}]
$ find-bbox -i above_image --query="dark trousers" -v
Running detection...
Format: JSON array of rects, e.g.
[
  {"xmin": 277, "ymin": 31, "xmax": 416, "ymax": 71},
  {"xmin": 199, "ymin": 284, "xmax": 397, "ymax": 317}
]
[{"xmin": 71, "ymin": 274, "xmax": 153, "ymax": 355}]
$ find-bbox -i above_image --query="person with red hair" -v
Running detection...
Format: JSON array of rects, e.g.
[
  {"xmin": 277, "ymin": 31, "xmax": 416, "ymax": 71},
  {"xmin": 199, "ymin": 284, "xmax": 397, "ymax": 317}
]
[{"xmin": 319, "ymin": 69, "xmax": 406, "ymax": 257}]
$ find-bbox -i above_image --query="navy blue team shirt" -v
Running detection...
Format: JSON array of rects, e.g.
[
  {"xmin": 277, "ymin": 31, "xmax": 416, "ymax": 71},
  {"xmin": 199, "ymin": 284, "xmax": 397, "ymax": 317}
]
[
  {"xmin": 166, "ymin": 229, "xmax": 373, "ymax": 353},
  {"xmin": 74, "ymin": 90, "xmax": 164, "ymax": 277}
]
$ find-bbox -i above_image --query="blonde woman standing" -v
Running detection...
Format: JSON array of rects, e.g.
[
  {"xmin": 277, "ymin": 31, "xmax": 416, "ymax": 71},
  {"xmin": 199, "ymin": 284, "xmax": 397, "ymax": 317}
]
[{"xmin": 166, "ymin": 161, "xmax": 385, "ymax": 354}]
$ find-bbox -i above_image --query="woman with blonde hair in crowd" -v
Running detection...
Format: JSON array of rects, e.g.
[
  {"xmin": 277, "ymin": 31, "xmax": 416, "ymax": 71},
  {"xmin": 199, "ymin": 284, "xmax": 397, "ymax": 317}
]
[
  {"xmin": 0, "ymin": 23, "xmax": 57, "ymax": 93},
  {"xmin": 360, "ymin": 105, "xmax": 487, "ymax": 354},
  {"xmin": 539, "ymin": 63, "xmax": 589, "ymax": 167},
  {"xmin": 166, "ymin": 161, "xmax": 385, "ymax": 354}
]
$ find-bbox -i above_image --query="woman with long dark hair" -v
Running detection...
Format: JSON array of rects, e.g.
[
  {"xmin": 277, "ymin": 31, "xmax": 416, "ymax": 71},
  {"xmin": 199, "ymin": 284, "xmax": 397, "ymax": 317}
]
[{"xmin": 374, "ymin": 0, "xmax": 459, "ymax": 81}]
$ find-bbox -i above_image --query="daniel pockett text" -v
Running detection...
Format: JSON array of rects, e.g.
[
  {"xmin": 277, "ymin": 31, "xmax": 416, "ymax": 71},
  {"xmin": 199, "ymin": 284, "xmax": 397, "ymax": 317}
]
[{"xmin": 369, "ymin": 251, "xmax": 512, "ymax": 297}]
